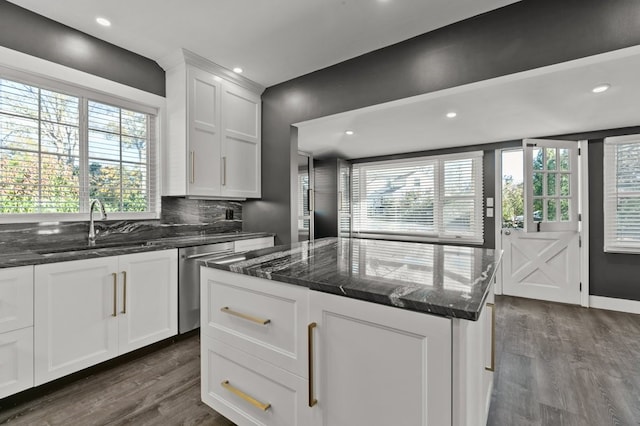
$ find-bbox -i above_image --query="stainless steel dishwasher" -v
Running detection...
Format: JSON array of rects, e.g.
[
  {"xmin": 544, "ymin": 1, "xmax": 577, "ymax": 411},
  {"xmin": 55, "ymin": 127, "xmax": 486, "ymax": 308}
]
[{"xmin": 178, "ymin": 242, "xmax": 234, "ymax": 333}]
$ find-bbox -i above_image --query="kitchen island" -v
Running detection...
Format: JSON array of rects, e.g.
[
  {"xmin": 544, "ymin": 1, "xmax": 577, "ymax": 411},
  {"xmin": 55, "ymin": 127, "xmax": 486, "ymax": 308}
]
[{"xmin": 200, "ymin": 237, "xmax": 501, "ymax": 426}]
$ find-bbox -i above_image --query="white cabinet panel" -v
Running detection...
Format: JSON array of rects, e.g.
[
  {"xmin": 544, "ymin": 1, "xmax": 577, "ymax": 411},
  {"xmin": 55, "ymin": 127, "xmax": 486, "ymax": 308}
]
[
  {"xmin": 201, "ymin": 268, "xmax": 307, "ymax": 377},
  {"xmin": 0, "ymin": 266, "xmax": 33, "ymax": 334},
  {"xmin": 310, "ymin": 290, "xmax": 452, "ymax": 426},
  {"xmin": 118, "ymin": 250, "xmax": 178, "ymax": 354},
  {"xmin": 188, "ymin": 66, "xmax": 222, "ymax": 196},
  {"xmin": 35, "ymin": 250, "xmax": 178, "ymax": 386},
  {"xmin": 0, "ymin": 326, "xmax": 33, "ymax": 398},
  {"xmin": 221, "ymin": 82, "xmax": 261, "ymax": 198},
  {"xmin": 34, "ymin": 257, "xmax": 119, "ymax": 385},
  {"xmin": 202, "ymin": 336, "xmax": 311, "ymax": 426},
  {"xmin": 164, "ymin": 56, "xmax": 262, "ymax": 199}
]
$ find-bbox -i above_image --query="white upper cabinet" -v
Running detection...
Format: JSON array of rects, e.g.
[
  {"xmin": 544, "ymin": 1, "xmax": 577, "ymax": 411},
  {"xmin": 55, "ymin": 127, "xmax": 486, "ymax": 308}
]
[{"xmin": 161, "ymin": 49, "xmax": 264, "ymax": 199}]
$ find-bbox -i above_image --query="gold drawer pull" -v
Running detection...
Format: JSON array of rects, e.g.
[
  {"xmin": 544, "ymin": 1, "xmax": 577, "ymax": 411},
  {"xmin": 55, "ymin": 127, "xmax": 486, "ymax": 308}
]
[
  {"xmin": 221, "ymin": 380, "xmax": 271, "ymax": 411},
  {"xmin": 220, "ymin": 307, "xmax": 271, "ymax": 325},
  {"xmin": 308, "ymin": 322, "xmax": 317, "ymax": 407},
  {"xmin": 485, "ymin": 302, "xmax": 496, "ymax": 372},
  {"xmin": 112, "ymin": 273, "xmax": 117, "ymax": 317}
]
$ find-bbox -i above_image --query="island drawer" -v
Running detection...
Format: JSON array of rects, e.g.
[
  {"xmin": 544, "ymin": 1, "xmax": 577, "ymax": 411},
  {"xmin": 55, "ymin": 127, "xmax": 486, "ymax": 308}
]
[
  {"xmin": 200, "ymin": 268, "xmax": 309, "ymax": 377},
  {"xmin": 201, "ymin": 336, "xmax": 311, "ymax": 426}
]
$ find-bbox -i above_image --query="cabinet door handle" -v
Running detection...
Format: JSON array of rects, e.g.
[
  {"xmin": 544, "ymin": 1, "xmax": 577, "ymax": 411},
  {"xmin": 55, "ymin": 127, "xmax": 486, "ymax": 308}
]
[
  {"xmin": 485, "ymin": 302, "xmax": 496, "ymax": 372},
  {"xmin": 190, "ymin": 151, "xmax": 195, "ymax": 184},
  {"xmin": 112, "ymin": 273, "xmax": 117, "ymax": 317},
  {"xmin": 308, "ymin": 322, "xmax": 318, "ymax": 407},
  {"xmin": 221, "ymin": 380, "xmax": 271, "ymax": 411},
  {"xmin": 222, "ymin": 156, "xmax": 227, "ymax": 186},
  {"xmin": 121, "ymin": 271, "xmax": 127, "ymax": 314},
  {"xmin": 220, "ymin": 307, "xmax": 270, "ymax": 325}
]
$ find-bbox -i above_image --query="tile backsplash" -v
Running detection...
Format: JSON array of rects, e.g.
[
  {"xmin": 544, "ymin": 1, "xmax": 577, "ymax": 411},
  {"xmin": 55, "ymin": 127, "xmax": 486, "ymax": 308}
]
[{"xmin": 0, "ymin": 197, "xmax": 243, "ymax": 252}]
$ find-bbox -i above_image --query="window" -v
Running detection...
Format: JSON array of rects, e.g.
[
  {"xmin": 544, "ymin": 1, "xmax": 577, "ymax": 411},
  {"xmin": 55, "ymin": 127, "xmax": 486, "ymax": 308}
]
[
  {"xmin": 604, "ymin": 135, "xmax": 640, "ymax": 253},
  {"xmin": 0, "ymin": 75, "xmax": 157, "ymax": 220},
  {"xmin": 352, "ymin": 151, "xmax": 483, "ymax": 243}
]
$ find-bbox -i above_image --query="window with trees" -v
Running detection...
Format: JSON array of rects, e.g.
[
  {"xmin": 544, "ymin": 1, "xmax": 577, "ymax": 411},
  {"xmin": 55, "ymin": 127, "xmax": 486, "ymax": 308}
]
[
  {"xmin": 604, "ymin": 135, "xmax": 640, "ymax": 253},
  {"xmin": 351, "ymin": 152, "xmax": 483, "ymax": 243},
  {"xmin": 0, "ymin": 76, "xmax": 157, "ymax": 219}
]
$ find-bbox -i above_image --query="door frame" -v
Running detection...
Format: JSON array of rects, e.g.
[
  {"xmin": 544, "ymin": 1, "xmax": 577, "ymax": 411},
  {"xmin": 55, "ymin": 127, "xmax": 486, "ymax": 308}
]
[{"xmin": 494, "ymin": 141, "xmax": 590, "ymax": 307}]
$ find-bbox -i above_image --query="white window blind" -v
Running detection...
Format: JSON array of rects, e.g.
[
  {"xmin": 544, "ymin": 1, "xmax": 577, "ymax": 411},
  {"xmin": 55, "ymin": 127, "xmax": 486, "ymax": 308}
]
[
  {"xmin": 604, "ymin": 135, "xmax": 640, "ymax": 253},
  {"xmin": 0, "ymin": 76, "xmax": 157, "ymax": 219},
  {"xmin": 352, "ymin": 151, "xmax": 483, "ymax": 243}
]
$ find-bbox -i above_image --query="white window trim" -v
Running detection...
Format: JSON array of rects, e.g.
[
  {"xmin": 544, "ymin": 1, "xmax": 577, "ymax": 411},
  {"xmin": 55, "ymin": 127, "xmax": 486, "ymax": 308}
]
[
  {"xmin": 0, "ymin": 46, "xmax": 165, "ymax": 223},
  {"xmin": 603, "ymin": 134, "xmax": 640, "ymax": 254},
  {"xmin": 352, "ymin": 151, "xmax": 484, "ymax": 245}
]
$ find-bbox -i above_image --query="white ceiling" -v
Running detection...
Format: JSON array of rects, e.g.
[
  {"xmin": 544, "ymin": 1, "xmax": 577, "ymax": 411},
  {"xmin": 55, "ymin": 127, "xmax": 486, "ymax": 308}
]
[
  {"xmin": 8, "ymin": 0, "xmax": 519, "ymax": 87},
  {"xmin": 296, "ymin": 46, "xmax": 640, "ymax": 159}
]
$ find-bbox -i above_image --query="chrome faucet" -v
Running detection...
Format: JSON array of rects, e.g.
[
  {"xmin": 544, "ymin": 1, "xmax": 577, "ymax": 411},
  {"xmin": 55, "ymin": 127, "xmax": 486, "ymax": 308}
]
[{"xmin": 88, "ymin": 199, "xmax": 107, "ymax": 245}]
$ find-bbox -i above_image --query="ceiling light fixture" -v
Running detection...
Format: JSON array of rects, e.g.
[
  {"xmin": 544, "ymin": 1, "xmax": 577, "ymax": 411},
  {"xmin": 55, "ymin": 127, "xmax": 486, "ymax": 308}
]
[
  {"xmin": 446, "ymin": 112, "xmax": 457, "ymax": 118},
  {"xmin": 345, "ymin": 130, "xmax": 354, "ymax": 135},
  {"xmin": 96, "ymin": 17, "xmax": 111, "ymax": 27},
  {"xmin": 592, "ymin": 84, "xmax": 611, "ymax": 93},
  {"xmin": 233, "ymin": 67, "xmax": 243, "ymax": 74}
]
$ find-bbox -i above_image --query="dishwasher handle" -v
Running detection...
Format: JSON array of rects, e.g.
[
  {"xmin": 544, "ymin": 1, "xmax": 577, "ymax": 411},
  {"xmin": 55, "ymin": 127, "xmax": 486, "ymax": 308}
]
[{"xmin": 185, "ymin": 250, "xmax": 235, "ymax": 260}]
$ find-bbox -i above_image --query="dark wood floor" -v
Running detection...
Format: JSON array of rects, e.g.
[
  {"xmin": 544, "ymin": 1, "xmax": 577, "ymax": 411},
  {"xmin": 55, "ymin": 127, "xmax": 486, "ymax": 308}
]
[
  {"xmin": 2, "ymin": 295, "xmax": 639, "ymax": 425},
  {"xmin": 487, "ymin": 295, "xmax": 640, "ymax": 426}
]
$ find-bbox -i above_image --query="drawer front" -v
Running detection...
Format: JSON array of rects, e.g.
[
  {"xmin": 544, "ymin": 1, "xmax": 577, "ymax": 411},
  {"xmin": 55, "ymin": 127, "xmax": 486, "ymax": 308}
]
[
  {"xmin": 234, "ymin": 237, "xmax": 274, "ymax": 253},
  {"xmin": 201, "ymin": 268, "xmax": 308, "ymax": 377},
  {"xmin": 0, "ymin": 266, "xmax": 34, "ymax": 334},
  {"xmin": 0, "ymin": 327, "xmax": 34, "ymax": 399},
  {"xmin": 201, "ymin": 336, "xmax": 312, "ymax": 426}
]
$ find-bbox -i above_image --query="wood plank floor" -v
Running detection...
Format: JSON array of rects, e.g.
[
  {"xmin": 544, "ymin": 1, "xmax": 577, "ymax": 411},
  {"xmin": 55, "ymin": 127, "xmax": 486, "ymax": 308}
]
[
  {"xmin": 487, "ymin": 295, "xmax": 640, "ymax": 426},
  {"xmin": 1, "ymin": 295, "xmax": 639, "ymax": 425}
]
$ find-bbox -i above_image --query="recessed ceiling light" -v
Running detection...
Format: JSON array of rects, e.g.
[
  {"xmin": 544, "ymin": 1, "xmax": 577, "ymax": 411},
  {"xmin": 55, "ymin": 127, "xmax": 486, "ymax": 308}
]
[
  {"xmin": 96, "ymin": 17, "xmax": 111, "ymax": 27},
  {"xmin": 592, "ymin": 84, "xmax": 611, "ymax": 93},
  {"xmin": 213, "ymin": 76, "xmax": 222, "ymax": 82},
  {"xmin": 233, "ymin": 67, "xmax": 243, "ymax": 74},
  {"xmin": 446, "ymin": 112, "xmax": 457, "ymax": 118},
  {"xmin": 345, "ymin": 130, "xmax": 354, "ymax": 135}
]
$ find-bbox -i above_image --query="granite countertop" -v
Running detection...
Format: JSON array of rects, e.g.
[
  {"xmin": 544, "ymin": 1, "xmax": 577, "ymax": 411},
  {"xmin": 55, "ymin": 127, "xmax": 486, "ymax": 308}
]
[
  {"xmin": 201, "ymin": 237, "xmax": 502, "ymax": 321},
  {"xmin": 0, "ymin": 232, "xmax": 273, "ymax": 268}
]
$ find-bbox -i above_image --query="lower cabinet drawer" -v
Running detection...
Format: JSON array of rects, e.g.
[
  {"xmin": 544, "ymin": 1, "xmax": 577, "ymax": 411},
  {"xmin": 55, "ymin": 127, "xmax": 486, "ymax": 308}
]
[
  {"xmin": 0, "ymin": 327, "xmax": 34, "ymax": 399},
  {"xmin": 202, "ymin": 336, "xmax": 313, "ymax": 426},
  {"xmin": 201, "ymin": 268, "xmax": 308, "ymax": 377}
]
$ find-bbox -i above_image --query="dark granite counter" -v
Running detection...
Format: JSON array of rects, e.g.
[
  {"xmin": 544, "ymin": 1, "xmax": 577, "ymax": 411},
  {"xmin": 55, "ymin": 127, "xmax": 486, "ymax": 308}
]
[
  {"xmin": 201, "ymin": 237, "xmax": 501, "ymax": 321},
  {"xmin": 0, "ymin": 232, "xmax": 273, "ymax": 268}
]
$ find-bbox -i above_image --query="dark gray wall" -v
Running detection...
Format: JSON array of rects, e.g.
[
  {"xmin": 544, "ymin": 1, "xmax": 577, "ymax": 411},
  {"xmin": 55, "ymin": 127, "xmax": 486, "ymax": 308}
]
[
  {"xmin": 0, "ymin": 1, "xmax": 164, "ymax": 96},
  {"xmin": 244, "ymin": 0, "xmax": 640, "ymax": 246},
  {"xmin": 551, "ymin": 126, "xmax": 640, "ymax": 301}
]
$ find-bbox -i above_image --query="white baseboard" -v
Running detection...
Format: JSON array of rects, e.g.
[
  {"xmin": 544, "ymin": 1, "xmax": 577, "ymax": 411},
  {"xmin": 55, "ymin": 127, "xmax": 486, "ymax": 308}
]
[{"xmin": 589, "ymin": 296, "xmax": 640, "ymax": 315}]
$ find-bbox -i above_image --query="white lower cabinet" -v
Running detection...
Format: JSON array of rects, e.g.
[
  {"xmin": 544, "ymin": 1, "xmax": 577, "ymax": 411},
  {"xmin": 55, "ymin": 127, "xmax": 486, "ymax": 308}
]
[
  {"xmin": 201, "ymin": 268, "xmax": 494, "ymax": 426},
  {"xmin": 0, "ymin": 265, "xmax": 34, "ymax": 399},
  {"xmin": 309, "ymin": 290, "xmax": 452, "ymax": 426},
  {"xmin": 202, "ymin": 336, "xmax": 312, "ymax": 426},
  {"xmin": 35, "ymin": 250, "xmax": 177, "ymax": 385}
]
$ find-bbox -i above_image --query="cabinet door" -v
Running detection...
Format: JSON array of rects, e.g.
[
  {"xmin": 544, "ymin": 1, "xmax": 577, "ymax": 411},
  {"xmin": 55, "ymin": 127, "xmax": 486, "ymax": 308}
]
[
  {"xmin": 34, "ymin": 257, "xmax": 119, "ymax": 385},
  {"xmin": 188, "ymin": 65, "xmax": 222, "ymax": 196},
  {"xmin": 0, "ymin": 327, "xmax": 34, "ymax": 399},
  {"xmin": 0, "ymin": 266, "xmax": 33, "ymax": 334},
  {"xmin": 118, "ymin": 250, "xmax": 178, "ymax": 354},
  {"xmin": 310, "ymin": 291, "xmax": 452, "ymax": 426},
  {"xmin": 221, "ymin": 82, "xmax": 261, "ymax": 198}
]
